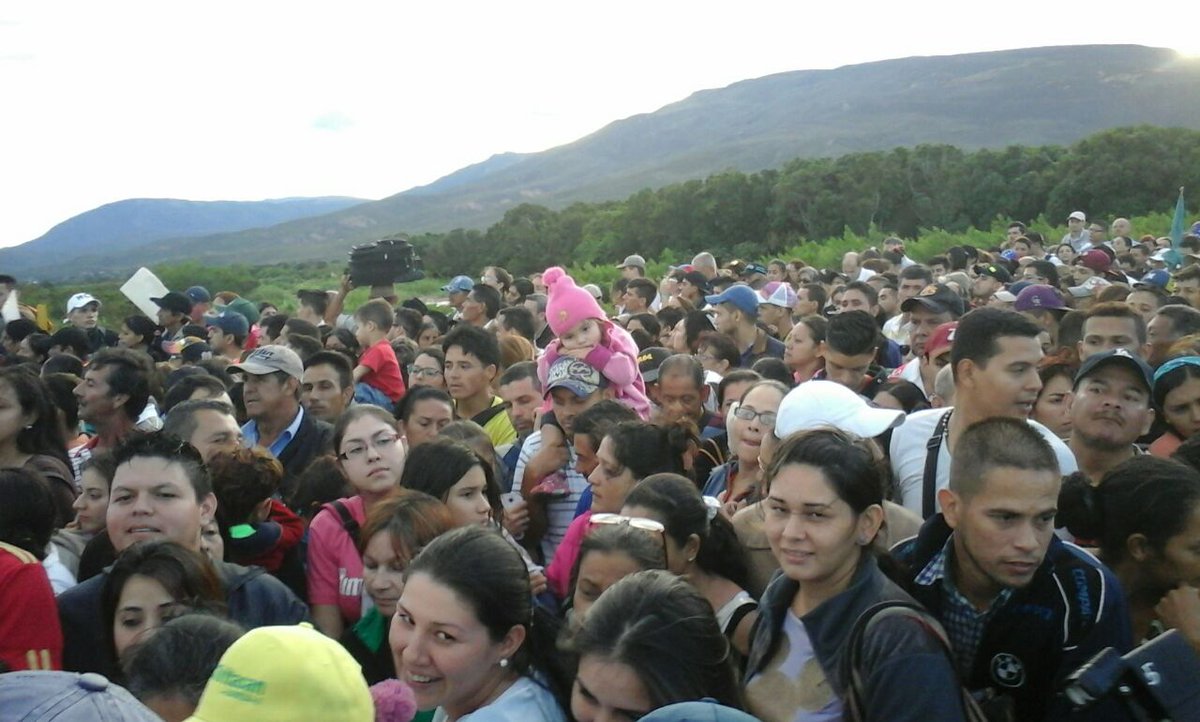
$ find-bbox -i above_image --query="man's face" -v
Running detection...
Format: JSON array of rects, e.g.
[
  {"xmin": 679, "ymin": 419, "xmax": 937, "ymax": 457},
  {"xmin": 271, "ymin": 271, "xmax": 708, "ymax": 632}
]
[
  {"xmin": 821, "ymin": 347, "xmax": 874, "ymax": 392},
  {"xmin": 1126, "ymin": 291, "xmax": 1159, "ymax": 323},
  {"xmin": 207, "ymin": 327, "xmax": 227, "ymax": 350},
  {"xmin": 107, "ymin": 457, "xmax": 215, "ymax": 553},
  {"xmin": 573, "ymin": 433, "xmax": 600, "ymax": 478},
  {"xmin": 1088, "ymin": 225, "xmax": 1106, "ymax": 244},
  {"xmin": 766, "ymin": 264, "xmax": 785, "ymax": 283},
  {"xmin": 972, "ymin": 275, "xmax": 1001, "ymax": 299},
  {"xmin": 523, "ymin": 299, "xmax": 546, "ymax": 327},
  {"xmin": 1070, "ymin": 364, "xmax": 1154, "ymax": 450},
  {"xmin": 930, "ymin": 263, "xmax": 948, "ymax": 277},
  {"xmin": 443, "ymin": 346, "xmax": 494, "ymax": 401},
  {"xmin": 67, "ymin": 302, "xmax": 100, "ymax": 330},
  {"xmin": 898, "ymin": 278, "xmax": 926, "ymax": 304},
  {"xmin": 941, "ymin": 466, "xmax": 1060, "ymax": 600},
  {"xmin": 839, "ymin": 289, "xmax": 876, "ymax": 315},
  {"xmin": 1079, "ymin": 317, "xmax": 1143, "ymax": 360},
  {"xmin": 157, "ymin": 307, "xmax": 184, "ymax": 328},
  {"xmin": 841, "ymin": 253, "xmax": 859, "ymax": 275},
  {"xmin": 1147, "ymin": 313, "xmax": 1178, "ymax": 367},
  {"xmin": 498, "ymin": 377, "xmax": 540, "ymax": 436},
  {"xmin": 549, "ymin": 387, "xmax": 605, "ymax": 436},
  {"xmin": 1131, "ymin": 248, "xmax": 1149, "ymax": 267},
  {"xmin": 957, "ymin": 335, "xmax": 1044, "ymax": 418},
  {"xmin": 187, "ymin": 409, "xmax": 244, "ymax": 462},
  {"xmin": 712, "ymin": 304, "xmax": 738, "ymax": 335},
  {"xmin": 1068, "ymin": 217, "xmax": 1084, "ymax": 234},
  {"xmin": 794, "ymin": 289, "xmax": 818, "ymax": 317},
  {"xmin": 622, "ymin": 289, "xmax": 647, "ymax": 313},
  {"xmin": 1110, "ymin": 235, "xmax": 1130, "ymax": 254},
  {"xmin": 1006, "ymin": 226, "xmax": 1024, "ymax": 244},
  {"xmin": 877, "ymin": 287, "xmax": 899, "ymax": 316},
  {"xmin": 1112, "ymin": 219, "xmax": 1132, "ymax": 238},
  {"xmin": 301, "ymin": 364, "xmax": 352, "ymax": 422},
  {"xmin": 1178, "ymin": 279, "xmax": 1200, "ymax": 309},
  {"xmin": 242, "ymin": 372, "xmax": 296, "ymax": 420},
  {"xmin": 677, "ymin": 279, "xmax": 702, "ymax": 304},
  {"xmin": 74, "ymin": 365, "xmax": 123, "ymax": 424},
  {"xmin": 655, "ymin": 372, "xmax": 706, "ymax": 424},
  {"xmin": 908, "ymin": 306, "xmax": 955, "ymax": 357},
  {"xmin": 1020, "ymin": 267, "xmax": 1046, "ymax": 285},
  {"xmin": 460, "ymin": 294, "xmax": 486, "ymax": 325}
]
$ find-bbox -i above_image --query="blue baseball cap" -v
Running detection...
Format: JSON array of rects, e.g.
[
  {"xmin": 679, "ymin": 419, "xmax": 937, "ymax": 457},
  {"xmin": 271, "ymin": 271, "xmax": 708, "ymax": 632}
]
[
  {"xmin": 1135, "ymin": 269, "xmax": 1170, "ymax": 289},
  {"xmin": 206, "ymin": 311, "xmax": 250, "ymax": 337},
  {"xmin": 704, "ymin": 284, "xmax": 759, "ymax": 317},
  {"xmin": 441, "ymin": 275, "xmax": 474, "ymax": 293},
  {"xmin": 0, "ymin": 671, "xmax": 161, "ymax": 721}
]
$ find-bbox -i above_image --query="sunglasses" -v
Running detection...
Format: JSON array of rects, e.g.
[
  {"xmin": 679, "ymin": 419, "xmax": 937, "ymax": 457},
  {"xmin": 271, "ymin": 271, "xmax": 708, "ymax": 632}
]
[{"xmin": 590, "ymin": 513, "xmax": 669, "ymax": 564}]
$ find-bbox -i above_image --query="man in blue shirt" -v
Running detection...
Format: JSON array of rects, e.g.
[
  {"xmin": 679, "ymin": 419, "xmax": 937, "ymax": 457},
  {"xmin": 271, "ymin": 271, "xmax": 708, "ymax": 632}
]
[{"xmin": 230, "ymin": 345, "xmax": 332, "ymax": 498}]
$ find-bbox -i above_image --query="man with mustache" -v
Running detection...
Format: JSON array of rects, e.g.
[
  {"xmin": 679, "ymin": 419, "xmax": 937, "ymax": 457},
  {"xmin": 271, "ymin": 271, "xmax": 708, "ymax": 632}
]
[{"xmin": 1067, "ymin": 349, "xmax": 1156, "ymax": 484}]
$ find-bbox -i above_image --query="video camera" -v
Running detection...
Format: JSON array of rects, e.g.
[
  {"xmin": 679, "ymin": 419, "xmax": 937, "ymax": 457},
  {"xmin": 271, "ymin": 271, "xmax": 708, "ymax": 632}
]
[
  {"xmin": 1064, "ymin": 630, "xmax": 1200, "ymax": 721},
  {"xmin": 347, "ymin": 238, "xmax": 424, "ymax": 287}
]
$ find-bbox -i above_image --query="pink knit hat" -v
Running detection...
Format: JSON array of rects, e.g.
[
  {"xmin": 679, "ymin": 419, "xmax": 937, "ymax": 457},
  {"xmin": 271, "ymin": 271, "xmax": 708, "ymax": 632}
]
[{"xmin": 544, "ymin": 266, "xmax": 605, "ymax": 336}]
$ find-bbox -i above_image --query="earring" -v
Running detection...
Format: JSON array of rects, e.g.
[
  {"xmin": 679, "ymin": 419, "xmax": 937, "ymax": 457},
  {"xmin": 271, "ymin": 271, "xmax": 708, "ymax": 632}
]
[
  {"xmin": 23, "ymin": 424, "xmax": 32, "ymax": 430},
  {"xmin": 499, "ymin": 658, "xmax": 509, "ymax": 668}
]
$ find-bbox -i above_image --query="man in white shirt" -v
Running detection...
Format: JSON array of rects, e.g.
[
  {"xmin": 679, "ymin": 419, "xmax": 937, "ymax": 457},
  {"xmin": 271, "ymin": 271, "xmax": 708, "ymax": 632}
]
[{"xmin": 890, "ymin": 307, "xmax": 1077, "ymax": 518}]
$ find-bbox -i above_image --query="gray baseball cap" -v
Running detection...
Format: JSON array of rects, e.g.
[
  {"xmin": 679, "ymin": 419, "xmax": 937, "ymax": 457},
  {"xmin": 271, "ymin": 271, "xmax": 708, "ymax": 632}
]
[
  {"xmin": 0, "ymin": 671, "xmax": 161, "ymax": 721},
  {"xmin": 228, "ymin": 345, "xmax": 304, "ymax": 381}
]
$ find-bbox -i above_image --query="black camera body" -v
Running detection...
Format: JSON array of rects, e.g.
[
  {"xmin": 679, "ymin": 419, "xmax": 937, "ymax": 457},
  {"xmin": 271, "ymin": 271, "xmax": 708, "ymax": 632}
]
[
  {"xmin": 347, "ymin": 238, "xmax": 424, "ymax": 287},
  {"xmin": 1065, "ymin": 630, "xmax": 1200, "ymax": 721}
]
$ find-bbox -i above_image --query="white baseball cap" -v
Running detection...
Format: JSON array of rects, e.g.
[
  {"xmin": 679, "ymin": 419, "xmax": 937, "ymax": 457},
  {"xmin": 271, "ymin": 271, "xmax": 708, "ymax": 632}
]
[
  {"xmin": 66, "ymin": 293, "xmax": 100, "ymax": 313},
  {"xmin": 775, "ymin": 380, "xmax": 906, "ymax": 439}
]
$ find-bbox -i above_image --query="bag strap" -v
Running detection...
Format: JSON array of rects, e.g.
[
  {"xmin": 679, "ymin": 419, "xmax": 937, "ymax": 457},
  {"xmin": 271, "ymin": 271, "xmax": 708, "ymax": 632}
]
[
  {"xmin": 470, "ymin": 400, "xmax": 508, "ymax": 429},
  {"xmin": 922, "ymin": 410, "xmax": 953, "ymax": 519},
  {"xmin": 328, "ymin": 500, "xmax": 360, "ymax": 545}
]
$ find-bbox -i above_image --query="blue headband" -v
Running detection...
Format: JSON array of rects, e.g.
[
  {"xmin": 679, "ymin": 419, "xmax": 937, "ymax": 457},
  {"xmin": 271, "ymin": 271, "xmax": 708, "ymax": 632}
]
[{"xmin": 1153, "ymin": 356, "xmax": 1200, "ymax": 386}]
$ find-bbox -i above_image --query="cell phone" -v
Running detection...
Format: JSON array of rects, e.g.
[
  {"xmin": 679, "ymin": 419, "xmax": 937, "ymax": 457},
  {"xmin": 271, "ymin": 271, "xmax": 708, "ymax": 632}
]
[{"xmin": 500, "ymin": 492, "xmax": 524, "ymax": 510}]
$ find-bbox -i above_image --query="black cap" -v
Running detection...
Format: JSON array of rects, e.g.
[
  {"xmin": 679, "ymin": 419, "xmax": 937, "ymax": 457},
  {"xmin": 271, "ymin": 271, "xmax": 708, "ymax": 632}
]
[
  {"xmin": 638, "ymin": 347, "xmax": 673, "ymax": 384},
  {"xmin": 973, "ymin": 263, "xmax": 1012, "ymax": 284},
  {"xmin": 900, "ymin": 283, "xmax": 965, "ymax": 317},
  {"xmin": 150, "ymin": 291, "xmax": 193, "ymax": 315},
  {"xmin": 1073, "ymin": 348, "xmax": 1154, "ymax": 393}
]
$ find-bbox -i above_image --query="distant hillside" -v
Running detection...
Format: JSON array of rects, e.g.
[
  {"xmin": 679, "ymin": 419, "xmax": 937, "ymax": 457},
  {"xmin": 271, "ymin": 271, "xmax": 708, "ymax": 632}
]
[
  {"xmin": 1, "ymin": 196, "xmax": 368, "ymax": 278},
  {"xmin": 21, "ymin": 44, "xmax": 1200, "ymax": 277}
]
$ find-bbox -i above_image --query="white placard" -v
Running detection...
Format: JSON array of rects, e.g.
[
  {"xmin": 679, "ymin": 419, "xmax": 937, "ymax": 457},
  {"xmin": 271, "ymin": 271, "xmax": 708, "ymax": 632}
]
[
  {"xmin": 1, "ymin": 288, "xmax": 19, "ymax": 322},
  {"xmin": 120, "ymin": 268, "xmax": 170, "ymax": 318}
]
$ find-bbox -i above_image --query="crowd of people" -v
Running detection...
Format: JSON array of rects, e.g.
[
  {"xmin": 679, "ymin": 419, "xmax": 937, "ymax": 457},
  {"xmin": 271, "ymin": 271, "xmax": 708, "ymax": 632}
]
[{"xmin": 1, "ymin": 209, "xmax": 1200, "ymax": 722}]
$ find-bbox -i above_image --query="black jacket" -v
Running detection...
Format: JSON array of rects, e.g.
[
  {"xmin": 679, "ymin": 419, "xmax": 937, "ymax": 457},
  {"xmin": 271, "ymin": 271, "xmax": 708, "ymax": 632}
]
[
  {"xmin": 745, "ymin": 555, "xmax": 967, "ymax": 721},
  {"xmin": 892, "ymin": 515, "xmax": 1133, "ymax": 722},
  {"xmin": 277, "ymin": 408, "xmax": 334, "ymax": 499},
  {"xmin": 58, "ymin": 559, "xmax": 310, "ymax": 678}
]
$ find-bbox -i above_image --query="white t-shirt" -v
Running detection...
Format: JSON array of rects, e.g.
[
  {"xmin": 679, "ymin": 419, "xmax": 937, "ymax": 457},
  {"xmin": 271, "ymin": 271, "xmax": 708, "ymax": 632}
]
[{"xmin": 889, "ymin": 407, "xmax": 1078, "ymax": 517}]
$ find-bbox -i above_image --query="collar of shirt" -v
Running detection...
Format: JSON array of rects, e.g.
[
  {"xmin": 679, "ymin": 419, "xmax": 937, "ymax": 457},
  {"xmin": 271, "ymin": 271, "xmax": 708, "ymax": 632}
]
[
  {"xmin": 242, "ymin": 406, "xmax": 305, "ymax": 457},
  {"xmin": 915, "ymin": 535, "xmax": 1015, "ymax": 612}
]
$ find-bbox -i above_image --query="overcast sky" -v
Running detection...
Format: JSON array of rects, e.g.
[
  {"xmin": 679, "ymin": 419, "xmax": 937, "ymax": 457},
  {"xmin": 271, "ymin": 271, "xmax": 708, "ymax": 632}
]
[{"xmin": 0, "ymin": 0, "xmax": 1192, "ymax": 248}]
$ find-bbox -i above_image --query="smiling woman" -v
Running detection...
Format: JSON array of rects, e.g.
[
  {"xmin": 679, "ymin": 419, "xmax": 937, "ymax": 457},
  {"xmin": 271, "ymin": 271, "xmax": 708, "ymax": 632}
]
[{"xmin": 390, "ymin": 525, "xmax": 571, "ymax": 721}]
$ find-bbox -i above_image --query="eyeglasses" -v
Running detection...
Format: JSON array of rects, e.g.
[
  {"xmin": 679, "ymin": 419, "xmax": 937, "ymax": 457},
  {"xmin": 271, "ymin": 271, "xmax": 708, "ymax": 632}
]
[
  {"xmin": 338, "ymin": 432, "xmax": 401, "ymax": 461},
  {"xmin": 407, "ymin": 365, "xmax": 443, "ymax": 378},
  {"xmin": 733, "ymin": 405, "xmax": 778, "ymax": 428}
]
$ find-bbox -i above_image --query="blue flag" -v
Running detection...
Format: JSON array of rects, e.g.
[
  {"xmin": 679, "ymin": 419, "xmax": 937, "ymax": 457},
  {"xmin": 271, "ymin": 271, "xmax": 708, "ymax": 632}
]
[{"xmin": 1165, "ymin": 187, "xmax": 1186, "ymax": 267}]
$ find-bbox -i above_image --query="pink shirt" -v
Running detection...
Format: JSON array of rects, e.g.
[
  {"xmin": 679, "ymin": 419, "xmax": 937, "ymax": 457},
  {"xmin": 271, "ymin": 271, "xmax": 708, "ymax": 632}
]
[
  {"xmin": 546, "ymin": 511, "xmax": 592, "ymax": 601},
  {"xmin": 306, "ymin": 495, "xmax": 367, "ymax": 624}
]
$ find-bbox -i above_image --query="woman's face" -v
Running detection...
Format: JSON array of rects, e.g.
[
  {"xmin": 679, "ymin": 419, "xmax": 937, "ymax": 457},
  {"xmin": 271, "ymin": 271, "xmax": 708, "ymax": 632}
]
[
  {"xmin": 696, "ymin": 344, "xmax": 727, "ymax": 376},
  {"xmin": 73, "ymin": 467, "xmax": 111, "ymax": 535},
  {"xmin": 410, "ymin": 353, "xmax": 446, "ymax": 390},
  {"xmin": 1162, "ymin": 377, "xmax": 1200, "ymax": 440},
  {"xmin": 0, "ymin": 379, "xmax": 32, "ymax": 447},
  {"xmin": 417, "ymin": 327, "xmax": 440, "ymax": 349},
  {"xmin": 571, "ymin": 550, "xmax": 644, "ymax": 627},
  {"xmin": 324, "ymin": 334, "xmax": 346, "ymax": 351},
  {"xmin": 669, "ymin": 320, "xmax": 688, "ymax": 354},
  {"xmin": 622, "ymin": 503, "xmax": 684, "ymax": 576},
  {"xmin": 338, "ymin": 416, "xmax": 406, "ymax": 496},
  {"xmin": 571, "ymin": 655, "xmax": 654, "ymax": 722},
  {"xmin": 763, "ymin": 462, "xmax": 873, "ymax": 588},
  {"xmin": 587, "ymin": 436, "xmax": 639, "ymax": 514},
  {"xmin": 719, "ymin": 380, "xmax": 755, "ymax": 420},
  {"xmin": 117, "ymin": 324, "xmax": 142, "ymax": 349},
  {"xmin": 402, "ymin": 399, "xmax": 453, "ymax": 448},
  {"xmin": 733, "ymin": 386, "xmax": 784, "ymax": 466},
  {"xmin": 390, "ymin": 573, "xmax": 520, "ymax": 718},
  {"xmin": 872, "ymin": 391, "xmax": 905, "ymax": 412},
  {"xmin": 1145, "ymin": 504, "xmax": 1200, "ymax": 590},
  {"xmin": 784, "ymin": 323, "xmax": 819, "ymax": 371},
  {"xmin": 1057, "ymin": 245, "xmax": 1076, "ymax": 264},
  {"xmin": 444, "ymin": 465, "xmax": 492, "ymax": 528},
  {"xmin": 363, "ymin": 531, "xmax": 407, "ymax": 618},
  {"xmin": 112, "ymin": 574, "xmax": 186, "ymax": 659},
  {"xmin": 1032, "ymin": 374, "xmax": 1074, "ymax": 440}
]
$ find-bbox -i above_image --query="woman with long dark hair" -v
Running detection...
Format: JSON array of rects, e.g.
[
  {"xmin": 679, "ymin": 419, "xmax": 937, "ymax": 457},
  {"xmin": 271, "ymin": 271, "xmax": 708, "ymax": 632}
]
[{"xmin": 0, "ymin": 366, "xmax": 74, "ymax": 526}]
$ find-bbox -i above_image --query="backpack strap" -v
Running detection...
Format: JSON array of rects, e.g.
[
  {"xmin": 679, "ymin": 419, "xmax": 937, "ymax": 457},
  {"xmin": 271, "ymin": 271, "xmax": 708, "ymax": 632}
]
[
  {"xmin": 327, "ymin": 500, "xmax": 360, "ymax": 546},
  {"xmin": 470, "ymin": 400, "xmax": 508, "ymax": 429},
  {"xmin": 923, "ymin": 410, "xmax": 953, "ymax": 519}
]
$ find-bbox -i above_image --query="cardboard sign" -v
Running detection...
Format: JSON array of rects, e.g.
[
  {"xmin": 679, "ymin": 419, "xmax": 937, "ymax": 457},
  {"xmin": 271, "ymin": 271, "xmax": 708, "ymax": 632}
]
[{"xmin": 120, "ymin": 267, "xmax": 169, "ymax": 318}]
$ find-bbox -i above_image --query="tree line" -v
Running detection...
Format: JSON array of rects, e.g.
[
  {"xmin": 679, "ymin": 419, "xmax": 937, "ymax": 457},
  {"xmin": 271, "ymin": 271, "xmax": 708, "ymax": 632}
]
[{"xmin": 409, "ymin": 125, "xmax": 1200, "ymax": 276}]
